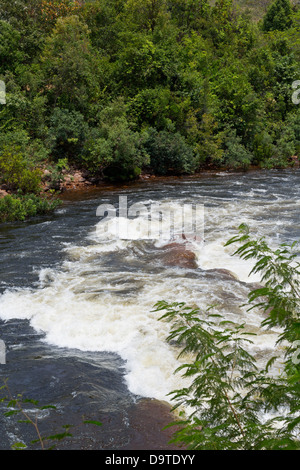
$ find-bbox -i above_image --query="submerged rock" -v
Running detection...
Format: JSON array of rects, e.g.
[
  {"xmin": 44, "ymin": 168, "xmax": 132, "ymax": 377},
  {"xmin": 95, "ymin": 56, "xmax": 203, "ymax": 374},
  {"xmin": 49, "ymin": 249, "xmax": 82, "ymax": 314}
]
[
  {"xmin": 158, "ymin": 242, "xmax": 198, "ymax": 269},
  {"xmin": 121, "ymin": 398, "xmax": 184, "ymax": 450},
  {"xmin": 204, "ymin": 268, "xmax": 239, "ymax": 280}
]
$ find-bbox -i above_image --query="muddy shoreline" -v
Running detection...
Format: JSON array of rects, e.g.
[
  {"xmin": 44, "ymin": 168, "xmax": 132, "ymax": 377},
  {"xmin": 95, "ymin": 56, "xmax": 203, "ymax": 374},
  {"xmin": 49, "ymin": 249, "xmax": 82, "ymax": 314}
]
[
  {"xmin": 1, "ymin": 164, "xmax": 298, "ymax": 203},
  {"xmin": 56, "ymin": 164, "xmax": 300, "ymax": 202}
]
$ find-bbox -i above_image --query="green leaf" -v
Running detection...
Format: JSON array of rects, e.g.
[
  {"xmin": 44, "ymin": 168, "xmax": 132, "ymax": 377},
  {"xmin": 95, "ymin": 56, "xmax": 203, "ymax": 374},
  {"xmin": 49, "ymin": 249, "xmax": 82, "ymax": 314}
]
[
  {"xmin": 5, "ymin": 409, "xmax": 21, "ymax": 416},
  {"xmin": 45, "ymin": 432, "xmax": 73, "ymax": 441},
  {"xmin": 23, "ymin": 399, "xmax": 39, "ymax": 405},
  {"xmin": 83, "ymin": 420, "xmax": 103, "ymax": 426},
  {"xmin": 11, "ymin": 442, "xmax": 27, "ymax": 450},
  {"xmin": 40, "ymin": 405, "xmax": 57, "ymax": 410}
]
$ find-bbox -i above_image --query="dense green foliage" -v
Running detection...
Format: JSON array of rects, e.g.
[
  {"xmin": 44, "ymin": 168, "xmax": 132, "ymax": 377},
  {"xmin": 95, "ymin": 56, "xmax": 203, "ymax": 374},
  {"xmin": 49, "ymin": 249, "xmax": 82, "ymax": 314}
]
[
  {"xmin": 0, "ymin": 147, "xmax": 42, "ymax": 193},
  {"xmin": 154, "ymin": 225, "xmax": 300, "ymax": 450},
  {"xmin": 0, "ymin": 0, "xmax": 300, "ymax": 191},
  {"xmin": 262, "ymin": 0, "xmax": 293, "ymax": 32},
  {"xmin": 0, "ymin": 193, "xmax": 61, "ymax": 222}
]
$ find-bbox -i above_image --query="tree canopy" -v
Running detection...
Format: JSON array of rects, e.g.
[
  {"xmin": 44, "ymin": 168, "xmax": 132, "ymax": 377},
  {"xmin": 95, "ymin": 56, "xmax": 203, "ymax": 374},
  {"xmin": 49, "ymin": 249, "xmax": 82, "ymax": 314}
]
[{"xmin": 0, "ymin": 0, "xmax": 299, "ymax": 190}]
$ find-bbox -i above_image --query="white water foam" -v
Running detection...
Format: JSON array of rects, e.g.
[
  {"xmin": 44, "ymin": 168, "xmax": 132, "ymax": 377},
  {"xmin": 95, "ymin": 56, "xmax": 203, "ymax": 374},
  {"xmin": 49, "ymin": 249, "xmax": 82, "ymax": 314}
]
[{"xmin": 0, "ymin": 194, "xmax": 290, "ymax": 402}]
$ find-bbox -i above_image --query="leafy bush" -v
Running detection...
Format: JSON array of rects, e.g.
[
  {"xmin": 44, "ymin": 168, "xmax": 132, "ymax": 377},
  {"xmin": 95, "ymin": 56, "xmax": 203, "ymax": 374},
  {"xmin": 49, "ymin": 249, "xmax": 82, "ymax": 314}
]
[
  {"xmin": 144, "ymin": 127, "xmax": 196, "ymax": 175},
  {"xmin": 193, "ymin": 113, "xmax": 224, "ymax": 167},
  {"xmin": 45, "ymin": 158, "xmax": 70, "ymax": 190},
  {"xmin": 0, "ymin": 147, "xmax": 42, "ymax": 194},
  {"xmin": 47, "ymin": 108, "xmax": 88, "ymax": 161},
  {"xmin": 262, "ymin": 0, "xmax": 293, "ymax": 32},
  {"xmin": 260, "ymin": 154, "xmax": 290, "ymax": 169},
  {"xmin": 128, "ymin": 87, "xmax": 178, "ymax": 131},
  {"xmin": 84, "ymin": 124, "xmax": 148, "ymax": 181},
  {"xmin": 276, "ymin": 110, "xmax": 300, "ymax": 158},
  {"xmin": 0, "ymin": 20, "xmax": 24, "ymax": 72},
  {"xmin": 223, "ymin": 130, "xmax": 253, "ymax": 170},
  {"xmin": 257, "ymin": 113, "xmax": 300, "ymax": 168},
  {"xmin": 83, "ymin": 100, "xmax": 149, "ymax": 181},
  {"xmin": 0, "ymin": 130, "xmax": 50, "ymax": 164},
  {"xmin": 155, "ymin": 301, "xmax": 298, "ymax": 450},
  {"xmin": 252, "ymin": 131, "xmax": 275, "ymax": 164},
  {"xmin": 0, "ymin": 129, "xmax": 30, "ymax": 152},
  {"xmin": 0, "ymin": 194, "xmax": 61, "ymax": 222}
]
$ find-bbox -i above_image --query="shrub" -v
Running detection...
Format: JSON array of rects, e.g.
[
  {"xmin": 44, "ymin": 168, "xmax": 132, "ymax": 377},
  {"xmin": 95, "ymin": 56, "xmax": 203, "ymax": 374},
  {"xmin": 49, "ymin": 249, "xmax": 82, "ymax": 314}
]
[
  {"xmin": 0, "ymin": 129, "xmax": 30, "ymax": 152},
  {"xmin": 262, "ymin": 0, "xmax": 293, "ymax": 32},
  {"xmin": 252, "ymin": 131, "xmax": 275, "ymax": 164},
  {"xmin": 223, "ymin": 130, "xmax": 253, "ymax": 170},
  {"xmin": 0, "ymin": 147, "xmax": 42, "ymax": 194},
  {"xmin": 84, "ymin": 124, "xmax": 148, "ymax": 181},
  {"xmin": 144, "ymin": 127, "xmax": 196, "ymax": 175},
  {"xmin": 0, "ymin": 194, "xmax": 61, "ymax": 222},
  {"xmin": 0, "ymin": 20, "xmax": 24, "ymax": 72},
  {"xmin": 260, "ymin": 154, "xmax": 290, "ymax": 169},
  {"xmin": 83, "ymin": 100, "xmax": 149, "ymax": 181},
  {"xmin": 47, "ymin": 108, "xmax": 88, "ymax": 161}
]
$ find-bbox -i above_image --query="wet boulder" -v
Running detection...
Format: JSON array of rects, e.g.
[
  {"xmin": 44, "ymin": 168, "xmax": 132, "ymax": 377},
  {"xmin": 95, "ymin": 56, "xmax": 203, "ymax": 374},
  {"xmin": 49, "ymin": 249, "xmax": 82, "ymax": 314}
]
[
  {"xmin": 204, "ymin": 268, "xmax": 239, "ymax": 280},
  {"xmin": 158, "ymin": 242, "xmax": 198, "ymax": 269}
]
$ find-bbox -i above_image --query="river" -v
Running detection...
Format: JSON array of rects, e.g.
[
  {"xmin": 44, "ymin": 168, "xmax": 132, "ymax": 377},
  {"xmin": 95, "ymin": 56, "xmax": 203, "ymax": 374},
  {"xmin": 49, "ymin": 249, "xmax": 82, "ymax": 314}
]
[{"xmin": 0, "ymin": 169, "xmax": 299, "ymax": 449}]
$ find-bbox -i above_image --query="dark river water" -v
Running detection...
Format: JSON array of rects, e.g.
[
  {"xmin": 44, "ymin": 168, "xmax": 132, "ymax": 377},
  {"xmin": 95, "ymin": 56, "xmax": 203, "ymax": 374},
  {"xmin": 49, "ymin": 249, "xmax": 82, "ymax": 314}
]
[{"xmin": 0, "ymin": 169, "xmax": 300, "ymax": 449}]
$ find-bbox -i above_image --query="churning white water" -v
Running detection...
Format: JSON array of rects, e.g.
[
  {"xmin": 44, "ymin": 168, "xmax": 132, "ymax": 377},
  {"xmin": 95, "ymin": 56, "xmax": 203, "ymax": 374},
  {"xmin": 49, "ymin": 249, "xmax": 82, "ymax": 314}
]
[{"xmin": 0, "ymin": 171, "xmax": 299, "ymax": 402}]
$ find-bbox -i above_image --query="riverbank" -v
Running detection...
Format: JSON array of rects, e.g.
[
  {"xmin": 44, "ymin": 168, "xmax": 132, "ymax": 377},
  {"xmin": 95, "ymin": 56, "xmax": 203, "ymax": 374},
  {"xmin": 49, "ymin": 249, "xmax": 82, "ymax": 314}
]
[
  {"xmin": 1, "ymin": 160, "xmax": 299, "ymax": 206},
  {"xmin": 56, "ymin": 160, "xmax": 300, "ymax": 194},
  {"xmin": 39, "ymin": 161, "xmax": 300, "ymax": 202}
]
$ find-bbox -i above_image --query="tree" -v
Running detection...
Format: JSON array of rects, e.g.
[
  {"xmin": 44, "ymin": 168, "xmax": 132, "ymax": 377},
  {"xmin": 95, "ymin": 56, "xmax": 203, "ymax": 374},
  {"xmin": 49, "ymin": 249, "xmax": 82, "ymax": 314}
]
[
  {"xmin": 212, "ymin": 0, "xmax": 234, "ymax": 24},
  {"xmin": 212, "ymin": 63, "xmax": 260, "ymax": 142},
  {"xmin": 40, "ymin": 15, "xmax": 101, "ymax": 114},
  {"xmin": 80, "ymin": 0, "xmax": 126, "ymax": 55},
  {"xmin": 0, "ymin": 21, "xmax": 24, "ymax": 73},
  {"xmin": 39, "ymin": 0, "xmax": 82, "ymax": 28},
  {"xmin": 167, "ymin": 0, "xmax": 210, "ymax": 32},
  {"xmin": 143, "ymin": 127, "xmax": 196, "ymax": 175},
  {"xmin": 0, "ymin": 0, "xmax": 46, "ymax": 60},
  {"xmin": 262, "ymin": 0, "xmax": 293, "ymax": 32},
  {"xmin": 186, "ymin": 112, "xmax": 224, "ymax": 167},
  {"xmin": 47, "ymin": 107, "xmax": 89, "ymax": 161},
  {"xmin": 124, "ymin": 0, "xmax": 169, "ymax": 33},
  {"xmin": 83, "ymin": 99, "xmax": 149, "ymax": 181}
]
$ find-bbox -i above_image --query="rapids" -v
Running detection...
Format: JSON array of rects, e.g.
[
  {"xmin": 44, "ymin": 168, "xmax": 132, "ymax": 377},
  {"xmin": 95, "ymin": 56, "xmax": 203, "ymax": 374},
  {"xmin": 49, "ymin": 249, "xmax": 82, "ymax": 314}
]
[{"xmin": 0, "ymin": 169, "xmax": 299, "ymax": 448}]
